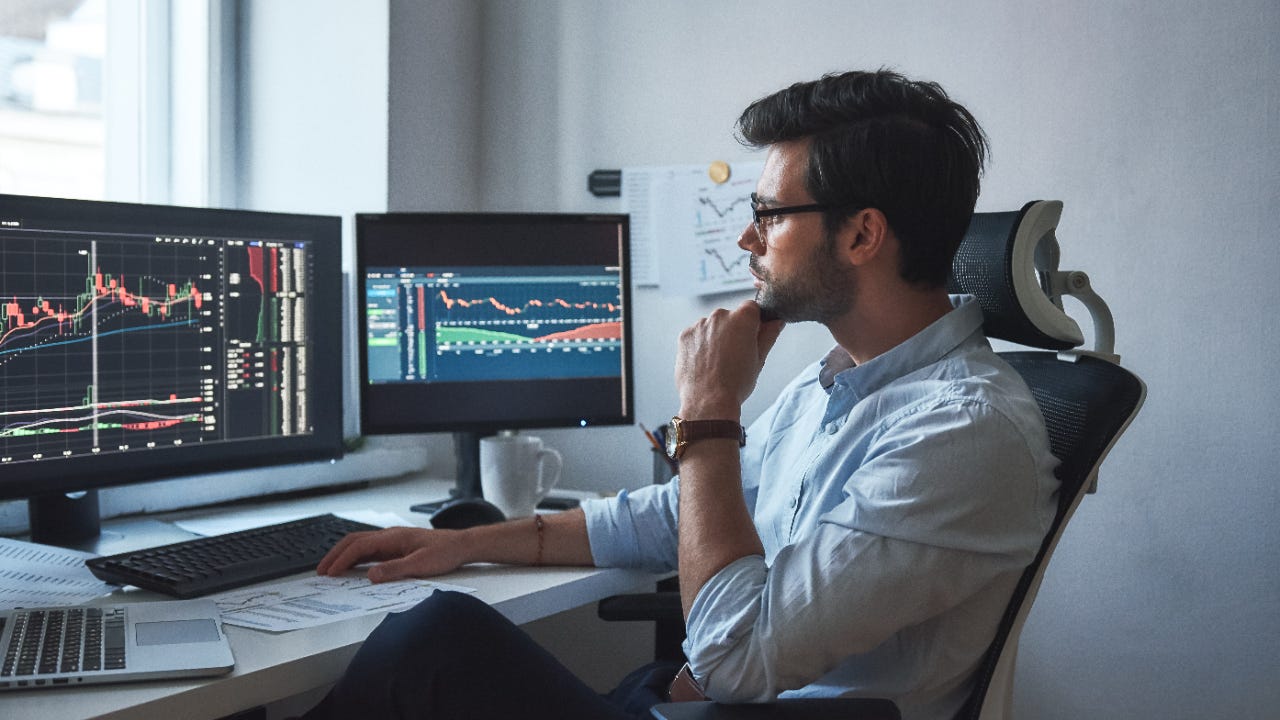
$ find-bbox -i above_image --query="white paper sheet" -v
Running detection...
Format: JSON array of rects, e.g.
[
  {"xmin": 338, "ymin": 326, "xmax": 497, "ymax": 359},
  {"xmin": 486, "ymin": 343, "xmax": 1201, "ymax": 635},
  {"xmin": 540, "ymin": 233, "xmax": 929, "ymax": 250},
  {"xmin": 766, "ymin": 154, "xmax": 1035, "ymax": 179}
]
[
  {"xmin": 212, "ymin": 574, "xmax": 475, "ymax": 632},
  {"xmin": 622, "ymin": 162, "xmax": 763, "ymax": 296},
  {"xmin": 0, "ymin": 537, "xmax": 118, "ymax": 610},
  {"xmin": 623, "ymin": 165, "xmax": 707, "ymax": 287}
]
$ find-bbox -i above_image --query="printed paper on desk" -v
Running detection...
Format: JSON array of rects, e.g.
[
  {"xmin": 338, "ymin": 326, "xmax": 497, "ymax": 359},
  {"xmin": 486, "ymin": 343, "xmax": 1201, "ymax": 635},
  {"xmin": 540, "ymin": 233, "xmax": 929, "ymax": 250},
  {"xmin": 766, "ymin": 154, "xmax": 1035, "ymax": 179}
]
[
  {"xmin": 212, "ymin": 575, "xmax": 475, "ymax": 632},
  {"xmin": 0, "ymin": 537, "xmax": 118, "ymax": 610}
]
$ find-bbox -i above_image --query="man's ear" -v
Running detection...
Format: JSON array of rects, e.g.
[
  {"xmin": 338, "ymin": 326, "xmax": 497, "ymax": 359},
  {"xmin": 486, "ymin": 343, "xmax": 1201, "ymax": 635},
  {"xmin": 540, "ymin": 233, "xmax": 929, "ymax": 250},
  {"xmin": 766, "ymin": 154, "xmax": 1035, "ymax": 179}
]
[{"xmin": 839, "ymin": 208, "xmax": 892, "ymax": 267}]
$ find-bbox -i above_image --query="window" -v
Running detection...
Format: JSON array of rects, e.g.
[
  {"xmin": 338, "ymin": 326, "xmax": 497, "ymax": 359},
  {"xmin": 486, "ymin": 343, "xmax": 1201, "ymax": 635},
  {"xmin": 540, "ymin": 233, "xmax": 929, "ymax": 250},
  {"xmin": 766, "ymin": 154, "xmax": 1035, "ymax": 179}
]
[
  {"xmin": 0, "ymin": 0, "xmax": 105, "ymax": 200},
  {"xmin": 0, "ymin": 0, "xmax": 229, "ymax": 205}
]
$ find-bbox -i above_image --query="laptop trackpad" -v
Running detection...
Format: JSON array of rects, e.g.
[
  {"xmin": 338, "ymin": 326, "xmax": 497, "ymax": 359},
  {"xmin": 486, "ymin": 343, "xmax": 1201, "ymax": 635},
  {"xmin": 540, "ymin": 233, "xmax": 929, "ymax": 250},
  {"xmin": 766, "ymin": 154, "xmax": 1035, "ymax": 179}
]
[{"xmin": 136, "ymin": 619, "xmax": 221, "ymax": 646}]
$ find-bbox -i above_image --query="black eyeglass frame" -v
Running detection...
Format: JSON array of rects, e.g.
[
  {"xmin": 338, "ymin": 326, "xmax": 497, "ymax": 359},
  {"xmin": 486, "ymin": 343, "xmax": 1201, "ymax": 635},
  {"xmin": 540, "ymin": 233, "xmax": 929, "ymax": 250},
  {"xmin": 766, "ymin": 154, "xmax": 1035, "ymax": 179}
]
[{"xmin": 749, "ymin": 192, "xmax": 859, "ymax": 228}]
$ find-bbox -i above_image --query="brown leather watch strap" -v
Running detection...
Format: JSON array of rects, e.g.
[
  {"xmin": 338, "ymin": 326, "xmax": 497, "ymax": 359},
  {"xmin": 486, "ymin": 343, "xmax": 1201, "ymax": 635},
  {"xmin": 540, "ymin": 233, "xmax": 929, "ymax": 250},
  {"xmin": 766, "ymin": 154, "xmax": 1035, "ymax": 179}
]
[{"xmin": 666, "ymin": 416, "xmax": 746, "ymax": 460}]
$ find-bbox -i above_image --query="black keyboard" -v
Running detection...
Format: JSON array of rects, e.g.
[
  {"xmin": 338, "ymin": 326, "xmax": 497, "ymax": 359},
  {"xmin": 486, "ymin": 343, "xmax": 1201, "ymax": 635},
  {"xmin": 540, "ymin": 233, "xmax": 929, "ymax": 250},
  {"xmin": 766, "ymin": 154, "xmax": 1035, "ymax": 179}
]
[{"xmin": 85, "ymin": 514, "xmax": 379, "ymax": 599}]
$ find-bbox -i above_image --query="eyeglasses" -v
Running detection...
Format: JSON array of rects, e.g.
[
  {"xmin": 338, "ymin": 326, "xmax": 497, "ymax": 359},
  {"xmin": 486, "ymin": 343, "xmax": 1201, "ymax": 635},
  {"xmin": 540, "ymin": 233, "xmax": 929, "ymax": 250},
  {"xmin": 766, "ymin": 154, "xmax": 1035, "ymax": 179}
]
[{"xmin": 749, "ymin": 193, "xmax": 853, "ymax": 239}]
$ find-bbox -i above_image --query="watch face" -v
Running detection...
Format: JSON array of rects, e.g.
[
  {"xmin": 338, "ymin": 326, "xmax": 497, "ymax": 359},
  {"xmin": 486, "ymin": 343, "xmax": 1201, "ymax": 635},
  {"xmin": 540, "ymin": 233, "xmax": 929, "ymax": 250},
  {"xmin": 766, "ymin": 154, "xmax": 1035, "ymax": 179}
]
[{"xmin": 665, "ymin": 418, "xmax": 680, "ymax": 458}]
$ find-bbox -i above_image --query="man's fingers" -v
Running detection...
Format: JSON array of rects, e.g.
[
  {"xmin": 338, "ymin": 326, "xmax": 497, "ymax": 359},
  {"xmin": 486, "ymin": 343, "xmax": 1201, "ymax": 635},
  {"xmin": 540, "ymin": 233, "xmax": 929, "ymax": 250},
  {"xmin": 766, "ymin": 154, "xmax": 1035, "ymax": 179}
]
[
  {"xmin": 316, "ymin": 529, "xmax": 400, "ymax": 576},
  {"xmin": 758, "ymin": 317, "xmax": 786, "ymax": 360},
  {"xmin": 315, "ymin": 532, "xmax": 367, "ymax": 575},
  {"xmin": 367, "ymin": 554, "xmax": 428, "ymax": 583}
]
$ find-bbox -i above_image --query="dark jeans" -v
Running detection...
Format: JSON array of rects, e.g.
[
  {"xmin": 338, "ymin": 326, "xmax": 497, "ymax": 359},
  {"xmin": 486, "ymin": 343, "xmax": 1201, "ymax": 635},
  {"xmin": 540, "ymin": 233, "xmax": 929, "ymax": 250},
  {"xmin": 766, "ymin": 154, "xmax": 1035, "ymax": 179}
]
[{"xmin": 300, "ymin": 590, "xmax": 679, "ymax": 720}]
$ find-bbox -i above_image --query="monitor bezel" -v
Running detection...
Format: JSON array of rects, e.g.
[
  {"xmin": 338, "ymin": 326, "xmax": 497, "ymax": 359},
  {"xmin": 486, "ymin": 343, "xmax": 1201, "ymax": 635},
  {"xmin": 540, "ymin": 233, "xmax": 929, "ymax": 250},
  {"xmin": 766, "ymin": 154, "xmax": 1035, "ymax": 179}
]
[{"xmin": 0, "ymin": 194, "xmax": 345, "ymax": 502}]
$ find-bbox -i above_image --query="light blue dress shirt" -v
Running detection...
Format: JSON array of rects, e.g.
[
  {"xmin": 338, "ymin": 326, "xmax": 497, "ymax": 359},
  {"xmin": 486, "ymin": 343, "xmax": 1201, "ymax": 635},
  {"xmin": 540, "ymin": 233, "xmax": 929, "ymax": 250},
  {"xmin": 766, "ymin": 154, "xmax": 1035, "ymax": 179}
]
[{"xmin": 582, "ymin": 295, "xmax": 1059, "ymax": 720}]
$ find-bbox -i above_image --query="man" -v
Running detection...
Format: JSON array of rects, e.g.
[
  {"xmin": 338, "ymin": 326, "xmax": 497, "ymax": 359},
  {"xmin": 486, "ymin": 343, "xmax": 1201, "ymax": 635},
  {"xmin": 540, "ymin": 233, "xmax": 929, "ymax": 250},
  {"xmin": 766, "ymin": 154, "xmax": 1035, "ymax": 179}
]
[{"xmin": 303, "ymin": 69, "xmax": 1058, "ymax": 720}]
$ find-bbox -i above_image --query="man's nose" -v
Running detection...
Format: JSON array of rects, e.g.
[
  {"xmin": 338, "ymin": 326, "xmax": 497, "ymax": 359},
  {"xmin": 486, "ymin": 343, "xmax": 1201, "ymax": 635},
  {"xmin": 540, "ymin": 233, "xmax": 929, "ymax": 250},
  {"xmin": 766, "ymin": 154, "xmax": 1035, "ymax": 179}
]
[{"xmin": 738, "ymin": 222, "xmax": 763, "ymax": 253}]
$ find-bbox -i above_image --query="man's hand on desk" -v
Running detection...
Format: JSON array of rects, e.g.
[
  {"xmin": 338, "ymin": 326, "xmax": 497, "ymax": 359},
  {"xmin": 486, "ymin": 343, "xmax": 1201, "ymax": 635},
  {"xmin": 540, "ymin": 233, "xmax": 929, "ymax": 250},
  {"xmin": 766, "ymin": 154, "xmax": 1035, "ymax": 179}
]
[
  {"xmin": 317, "ymin": 509, "xmax": 596, "ymax": 582},
  {"xmin": 317, "ymin": 527, "xmax": 469, "ymax": 582}
]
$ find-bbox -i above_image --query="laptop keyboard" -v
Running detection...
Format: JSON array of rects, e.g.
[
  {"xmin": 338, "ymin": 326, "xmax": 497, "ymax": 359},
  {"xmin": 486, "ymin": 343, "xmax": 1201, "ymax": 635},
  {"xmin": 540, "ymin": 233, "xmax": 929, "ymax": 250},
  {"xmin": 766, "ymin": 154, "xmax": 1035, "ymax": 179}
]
[{"xmin": 2, "ymin": 606, "xmax": 125, "ymax": 684}]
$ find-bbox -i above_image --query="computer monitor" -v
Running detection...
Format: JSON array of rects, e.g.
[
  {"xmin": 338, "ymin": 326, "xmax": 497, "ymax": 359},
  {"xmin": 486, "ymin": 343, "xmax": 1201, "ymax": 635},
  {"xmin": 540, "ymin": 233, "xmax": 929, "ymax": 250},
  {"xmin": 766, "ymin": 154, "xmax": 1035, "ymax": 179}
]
[
  {"xmin": 356, "ymin": 212, "xmax": 633, "ymax": 511},
  {"xmin": 0, "ymin": 194, "xmax": 344, "ymax": 546}
]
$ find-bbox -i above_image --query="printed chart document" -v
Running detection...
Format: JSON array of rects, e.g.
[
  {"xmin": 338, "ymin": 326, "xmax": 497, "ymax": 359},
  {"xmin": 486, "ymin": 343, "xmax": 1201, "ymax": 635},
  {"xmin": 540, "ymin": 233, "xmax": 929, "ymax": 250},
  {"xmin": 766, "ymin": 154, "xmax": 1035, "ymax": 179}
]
[
  {"xmin": 212, "ymin": 574, "xmax": 475, "ymax": 632},
  {"xmin": 622, "ymin": 161, "xmax": 763, "ymax": 296},
  {"xmin": 0, "ymin": 537, "xmax": 117, "ymax": 610}
]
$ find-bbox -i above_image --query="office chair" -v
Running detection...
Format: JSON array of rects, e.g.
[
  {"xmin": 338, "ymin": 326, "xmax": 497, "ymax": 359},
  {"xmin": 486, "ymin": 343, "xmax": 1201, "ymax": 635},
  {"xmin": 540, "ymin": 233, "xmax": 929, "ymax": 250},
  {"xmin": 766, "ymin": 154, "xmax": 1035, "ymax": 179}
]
[{"xmin": 599, "ymin": 200, "xmax": 1148, "ymax": 720}]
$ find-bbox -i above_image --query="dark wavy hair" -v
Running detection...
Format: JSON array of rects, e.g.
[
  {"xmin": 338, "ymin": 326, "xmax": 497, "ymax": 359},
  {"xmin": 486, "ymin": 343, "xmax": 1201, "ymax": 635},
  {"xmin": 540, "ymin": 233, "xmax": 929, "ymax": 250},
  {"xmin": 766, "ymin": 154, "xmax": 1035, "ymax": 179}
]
[{"xmin": 736, "ymin": 69, "xmax": 988, "ymax": 288}]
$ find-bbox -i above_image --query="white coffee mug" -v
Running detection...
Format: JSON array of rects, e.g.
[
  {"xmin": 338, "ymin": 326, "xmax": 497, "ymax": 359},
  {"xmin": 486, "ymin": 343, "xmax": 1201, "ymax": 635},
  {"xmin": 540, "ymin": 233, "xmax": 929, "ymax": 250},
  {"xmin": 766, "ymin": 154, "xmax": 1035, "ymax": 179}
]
[{"xmin": 479, "ymin": 435, "xmax": 563, "ymax": 519}]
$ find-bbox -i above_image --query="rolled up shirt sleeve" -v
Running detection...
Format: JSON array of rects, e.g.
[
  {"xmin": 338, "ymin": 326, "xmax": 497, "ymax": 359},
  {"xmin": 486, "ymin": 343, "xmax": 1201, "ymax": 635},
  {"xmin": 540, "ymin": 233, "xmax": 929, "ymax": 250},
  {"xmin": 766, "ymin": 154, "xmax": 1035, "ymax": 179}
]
[{"xmin": 581, "ymin": 479, "xmax": 681, "ymax": 573}]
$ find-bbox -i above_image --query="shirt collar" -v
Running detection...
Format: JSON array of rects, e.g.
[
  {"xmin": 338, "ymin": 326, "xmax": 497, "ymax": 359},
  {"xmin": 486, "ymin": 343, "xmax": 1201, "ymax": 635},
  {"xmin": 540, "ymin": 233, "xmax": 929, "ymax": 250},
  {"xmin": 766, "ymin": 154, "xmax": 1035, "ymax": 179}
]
[{"xmin": 818, "ymin": 294, "xmax": 986, "ymax": 395}]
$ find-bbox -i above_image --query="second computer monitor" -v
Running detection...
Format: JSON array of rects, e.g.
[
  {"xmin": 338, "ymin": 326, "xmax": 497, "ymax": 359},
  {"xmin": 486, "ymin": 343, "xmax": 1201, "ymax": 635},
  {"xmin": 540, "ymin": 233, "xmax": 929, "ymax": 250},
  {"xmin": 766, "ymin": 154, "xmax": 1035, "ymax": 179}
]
[{"xmin": 356, "ymin": 212, "xmax": 633, "ymax": 462}]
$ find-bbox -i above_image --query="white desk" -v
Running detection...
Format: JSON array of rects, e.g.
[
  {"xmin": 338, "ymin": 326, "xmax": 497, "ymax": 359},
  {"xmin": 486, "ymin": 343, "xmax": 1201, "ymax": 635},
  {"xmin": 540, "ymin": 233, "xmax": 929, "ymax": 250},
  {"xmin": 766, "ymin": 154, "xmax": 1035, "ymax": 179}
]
[{"xmin": 2, "ymin": 476, "xmax": 661, "ymax": 720}]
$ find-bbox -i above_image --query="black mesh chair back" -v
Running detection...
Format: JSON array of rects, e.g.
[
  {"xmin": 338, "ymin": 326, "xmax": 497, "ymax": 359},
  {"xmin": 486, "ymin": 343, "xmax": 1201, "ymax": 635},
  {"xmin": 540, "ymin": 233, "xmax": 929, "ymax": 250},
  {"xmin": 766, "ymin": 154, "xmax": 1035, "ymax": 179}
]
[
  {"xmin": 948, "ymin": 205, "xmax": 1078, "ymax": 351},
  {"xmin": 948, "ymin": 202, "xmax": 1146, "ymax": 720}
]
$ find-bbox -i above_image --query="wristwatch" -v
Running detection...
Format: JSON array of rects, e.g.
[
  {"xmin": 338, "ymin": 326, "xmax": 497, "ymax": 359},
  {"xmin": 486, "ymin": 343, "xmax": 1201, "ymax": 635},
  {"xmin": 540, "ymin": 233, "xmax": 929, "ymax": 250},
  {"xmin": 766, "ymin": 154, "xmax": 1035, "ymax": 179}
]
[{"xmin": 665, "ymin": 416, "xmax": 746, "ymax": 461}]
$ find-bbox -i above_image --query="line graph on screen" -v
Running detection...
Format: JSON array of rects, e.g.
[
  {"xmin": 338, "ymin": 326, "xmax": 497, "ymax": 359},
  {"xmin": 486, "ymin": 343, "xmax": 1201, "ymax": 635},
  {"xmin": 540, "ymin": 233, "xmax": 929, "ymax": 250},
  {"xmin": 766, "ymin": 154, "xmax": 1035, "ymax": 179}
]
[{"xmin": 364, "ymin": 267, "xmax": 626, "ymax": 384}]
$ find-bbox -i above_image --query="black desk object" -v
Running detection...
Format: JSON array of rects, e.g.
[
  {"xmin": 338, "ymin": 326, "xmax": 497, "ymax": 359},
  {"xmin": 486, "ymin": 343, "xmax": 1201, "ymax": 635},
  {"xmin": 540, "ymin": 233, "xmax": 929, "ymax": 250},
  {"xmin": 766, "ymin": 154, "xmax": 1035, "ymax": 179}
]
[{"xmin": 85, "ymin": 514, "xmax": 378, "ymax": 598}]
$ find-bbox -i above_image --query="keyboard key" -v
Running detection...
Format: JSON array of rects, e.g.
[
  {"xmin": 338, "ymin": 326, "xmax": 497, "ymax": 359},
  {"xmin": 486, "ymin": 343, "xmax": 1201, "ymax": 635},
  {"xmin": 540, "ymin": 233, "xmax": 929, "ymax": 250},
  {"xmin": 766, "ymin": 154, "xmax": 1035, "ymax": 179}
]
[{"xmin": 0, "ymin": 606, "xmax": 128, "ymax": 679}]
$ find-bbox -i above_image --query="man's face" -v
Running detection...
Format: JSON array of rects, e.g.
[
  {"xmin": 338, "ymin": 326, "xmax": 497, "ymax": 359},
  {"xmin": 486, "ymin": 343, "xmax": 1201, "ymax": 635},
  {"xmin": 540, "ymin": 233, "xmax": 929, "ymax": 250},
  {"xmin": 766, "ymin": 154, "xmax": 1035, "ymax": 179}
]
[{"xmin": 739, "ymin": 141, "xmax": 855, "ymax": 324}]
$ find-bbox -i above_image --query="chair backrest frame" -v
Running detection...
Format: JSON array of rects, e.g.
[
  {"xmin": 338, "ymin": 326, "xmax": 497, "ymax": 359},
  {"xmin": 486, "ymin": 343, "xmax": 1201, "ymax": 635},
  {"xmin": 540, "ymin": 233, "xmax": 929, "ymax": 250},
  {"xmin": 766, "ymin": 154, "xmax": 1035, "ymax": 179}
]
[
  {"xmin": 959, "ymin": 353, "xmax": 1146, "ymax": 720},
  {"xmin": 947, "ymin": 202, "xmax": 1147, "ymax": 720}
]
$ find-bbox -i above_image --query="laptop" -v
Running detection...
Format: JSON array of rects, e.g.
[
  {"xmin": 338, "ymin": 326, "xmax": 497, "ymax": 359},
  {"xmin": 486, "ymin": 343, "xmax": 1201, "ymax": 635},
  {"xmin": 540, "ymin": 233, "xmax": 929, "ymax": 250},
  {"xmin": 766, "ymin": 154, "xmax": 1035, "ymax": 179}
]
[{"xmin": 0, "ymin": 599, "xmax": 234, "ymax": 691}]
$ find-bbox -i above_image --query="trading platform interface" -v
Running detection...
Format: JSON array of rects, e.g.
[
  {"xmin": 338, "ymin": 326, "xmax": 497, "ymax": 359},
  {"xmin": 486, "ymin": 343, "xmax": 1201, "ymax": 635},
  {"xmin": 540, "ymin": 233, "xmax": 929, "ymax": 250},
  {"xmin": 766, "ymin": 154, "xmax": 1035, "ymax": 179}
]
[
  {"xmin": 365, "ymin": 265, "xmax": 625, "ymax": 385},
  {"xmin": 0, "ymin": 227, "xmax": 315, "ymax": 469}
]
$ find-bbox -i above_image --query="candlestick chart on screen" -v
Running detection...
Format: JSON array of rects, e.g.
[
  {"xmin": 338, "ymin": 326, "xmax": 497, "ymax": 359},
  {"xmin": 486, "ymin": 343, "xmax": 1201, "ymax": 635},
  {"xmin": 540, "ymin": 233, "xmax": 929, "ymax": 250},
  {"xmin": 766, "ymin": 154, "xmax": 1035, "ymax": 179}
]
[{"xmin": 0, "ymin": 234, "xmax": 313, "ymax": 466}]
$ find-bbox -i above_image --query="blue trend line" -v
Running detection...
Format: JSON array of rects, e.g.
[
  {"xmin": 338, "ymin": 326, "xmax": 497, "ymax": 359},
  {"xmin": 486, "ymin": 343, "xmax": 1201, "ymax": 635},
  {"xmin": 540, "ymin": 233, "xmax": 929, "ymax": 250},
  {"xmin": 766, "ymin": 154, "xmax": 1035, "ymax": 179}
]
[{"xmin": 0, "ymin": 319, "xmax": 198, "ymax": 357}]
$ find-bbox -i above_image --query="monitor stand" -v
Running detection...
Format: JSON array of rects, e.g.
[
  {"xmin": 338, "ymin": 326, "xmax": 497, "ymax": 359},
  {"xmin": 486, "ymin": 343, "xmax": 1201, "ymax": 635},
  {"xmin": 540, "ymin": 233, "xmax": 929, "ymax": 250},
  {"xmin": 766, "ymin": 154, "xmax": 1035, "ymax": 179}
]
[
  {"xmin": 408, "ymin": 430, "xmax": 490, "ymax": 515},
  {"xmin": 28, "ymin": 489, "xmax": 102, "ymax": 548}
]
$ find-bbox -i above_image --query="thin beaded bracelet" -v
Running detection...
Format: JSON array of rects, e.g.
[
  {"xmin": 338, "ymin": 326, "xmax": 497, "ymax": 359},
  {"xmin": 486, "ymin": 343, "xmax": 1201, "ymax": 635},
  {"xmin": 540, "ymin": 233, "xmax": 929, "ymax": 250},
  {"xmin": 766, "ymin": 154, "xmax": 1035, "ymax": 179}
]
[{"xmin": 533, "ymin": 514, "xmax": 545, "ymax": 566}]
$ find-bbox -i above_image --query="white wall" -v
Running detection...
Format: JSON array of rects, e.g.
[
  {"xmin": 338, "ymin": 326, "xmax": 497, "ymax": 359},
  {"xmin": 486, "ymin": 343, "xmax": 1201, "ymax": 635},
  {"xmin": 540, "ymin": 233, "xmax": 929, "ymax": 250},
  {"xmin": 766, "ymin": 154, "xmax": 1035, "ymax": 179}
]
[
  {"xmin": 0, "ymin": 1, "xmax": 419, "ymax": 534},
  {"xmin": 388, "ymin": 0, "xmax": 1280, "ymax": 716},
  {"xmin": 386, "ymin": 0, "xmax": 481, "ymax": 213}
]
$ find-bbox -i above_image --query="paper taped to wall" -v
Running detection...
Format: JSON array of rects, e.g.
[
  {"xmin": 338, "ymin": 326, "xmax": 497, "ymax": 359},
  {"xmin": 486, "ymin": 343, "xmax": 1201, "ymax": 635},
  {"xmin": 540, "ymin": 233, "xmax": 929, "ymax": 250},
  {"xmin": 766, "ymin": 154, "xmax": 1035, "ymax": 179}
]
[{"xmin": 622, "ymin": 162, "xmax": 763, "ymax": 295}]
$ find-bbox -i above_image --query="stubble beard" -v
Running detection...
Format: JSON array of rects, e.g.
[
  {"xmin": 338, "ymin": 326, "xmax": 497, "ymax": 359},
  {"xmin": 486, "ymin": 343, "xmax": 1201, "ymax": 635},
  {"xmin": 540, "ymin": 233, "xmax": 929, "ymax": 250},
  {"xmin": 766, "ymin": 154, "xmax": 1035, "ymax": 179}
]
[{"xmin": 751, "ymin": 233, "xmax": 855, "ymax": 325}]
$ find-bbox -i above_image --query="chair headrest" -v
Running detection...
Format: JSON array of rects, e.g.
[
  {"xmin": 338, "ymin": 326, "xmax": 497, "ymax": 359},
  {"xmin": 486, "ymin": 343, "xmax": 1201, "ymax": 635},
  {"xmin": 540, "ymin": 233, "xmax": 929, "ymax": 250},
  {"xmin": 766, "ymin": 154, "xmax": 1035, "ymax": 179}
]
[{"xmin": 948, "ymin": 200, "xmax": 1085, "ymax": 351}]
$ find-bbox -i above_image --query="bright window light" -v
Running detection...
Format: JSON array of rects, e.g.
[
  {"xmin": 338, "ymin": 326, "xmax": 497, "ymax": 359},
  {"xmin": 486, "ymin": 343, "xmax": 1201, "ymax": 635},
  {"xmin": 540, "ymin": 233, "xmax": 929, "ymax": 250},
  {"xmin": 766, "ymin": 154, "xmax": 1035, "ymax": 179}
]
[
  {"xmin": 0, "ymin": 0, "xmax": 106, "ymax": 200},
  {"xmin": 0, "ymin": 0, "xmax": 224, "ymax": 206}
]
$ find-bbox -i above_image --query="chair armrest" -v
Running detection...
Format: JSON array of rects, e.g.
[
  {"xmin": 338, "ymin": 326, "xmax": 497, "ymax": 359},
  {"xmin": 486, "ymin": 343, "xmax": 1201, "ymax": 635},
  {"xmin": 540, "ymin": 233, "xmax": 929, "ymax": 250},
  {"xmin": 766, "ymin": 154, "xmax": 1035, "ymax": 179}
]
[
  {"xmin": 598, "ymin": 591, "xmax": 684, "ymax": 622},
  {"xmin": 649, "ymin": 698, "xmax": 901, "ymax": 720}
]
